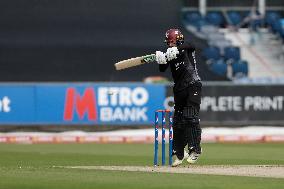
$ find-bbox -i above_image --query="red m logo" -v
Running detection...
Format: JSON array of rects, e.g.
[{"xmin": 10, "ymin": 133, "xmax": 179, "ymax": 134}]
[{"xmin": 64, "ymin": 87, "xmax": 97, "ymax": 121}]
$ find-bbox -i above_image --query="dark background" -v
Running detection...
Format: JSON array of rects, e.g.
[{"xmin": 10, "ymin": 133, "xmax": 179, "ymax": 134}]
[
  {"xmin": 183, "ymin": 0, "xmax": 284, "ymax": 7},
  {"xmin": 0, "ymin": 0, "xmax": 226, "ymax": 82}
]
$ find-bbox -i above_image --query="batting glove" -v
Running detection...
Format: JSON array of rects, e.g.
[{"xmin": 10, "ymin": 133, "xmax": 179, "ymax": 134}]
[
  {"xmin": 155, "ymin": 51, "xmax": 167, "ymax": 64},
  {"xmin": 166, "ymin": 47, "xmax": 179, "ymax": 61}
]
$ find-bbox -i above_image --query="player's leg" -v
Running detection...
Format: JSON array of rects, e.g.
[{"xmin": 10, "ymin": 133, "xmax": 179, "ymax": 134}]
[
  {"xmin": 183, "ymin": 103, "xmax": 202, "ymax": 163},
  {"xmin": 172, "ymin": 118, "xmax": 190, "ymax": 166},
  {"xmin": 184, "ymin": 83, "xmax": 202, "ymax": 164},
  {"xmin": 172, "ymin": 90, "xmax": 189, "ymax": 167},
  {"xmin": 172, "ymin": 110, "xmax": 186, "ymax": 159}
]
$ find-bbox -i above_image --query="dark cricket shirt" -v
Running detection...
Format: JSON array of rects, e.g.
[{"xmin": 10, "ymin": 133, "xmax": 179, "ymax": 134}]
[{"xmin": 159, "ymin": 42, "xmax": 201, "ymax": 93}]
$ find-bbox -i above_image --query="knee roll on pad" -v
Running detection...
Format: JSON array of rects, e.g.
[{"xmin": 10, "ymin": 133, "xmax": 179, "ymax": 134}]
[
  {"xmin": 183, "ymin": 106, "xmax": 199, "ymax": 124},
  {"xmin": 173, "ymin": 110, "xmax": 184, "ymax": 129},
  {"xmin": 174, "ymin": 106, "xmax": 200, "ymax": 128},
  {"xmin": 183, "ymin": 106, "xmax": 198, "ymax": 119}
]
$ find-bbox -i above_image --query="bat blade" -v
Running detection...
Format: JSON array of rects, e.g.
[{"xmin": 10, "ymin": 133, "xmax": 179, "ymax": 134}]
[{"xmin": 115, "ymin": 54, "xmax": 156, "ymax": 70}]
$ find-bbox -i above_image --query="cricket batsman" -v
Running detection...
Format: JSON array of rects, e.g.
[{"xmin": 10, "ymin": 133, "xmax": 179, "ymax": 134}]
[{"xmin": 156, "ymin": 29, "xmax": 202, "ymax": 167}]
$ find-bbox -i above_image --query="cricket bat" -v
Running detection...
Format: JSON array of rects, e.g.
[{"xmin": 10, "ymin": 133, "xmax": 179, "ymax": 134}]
[{"xmin": 115, "ymin": 54, "xmax": 156, "ymax": 70}]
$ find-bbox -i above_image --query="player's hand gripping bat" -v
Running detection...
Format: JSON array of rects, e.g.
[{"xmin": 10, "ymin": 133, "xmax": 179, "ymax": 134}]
[{"xmin": 114, "ymin": 47, "xmax": 179, "ymax": 70}]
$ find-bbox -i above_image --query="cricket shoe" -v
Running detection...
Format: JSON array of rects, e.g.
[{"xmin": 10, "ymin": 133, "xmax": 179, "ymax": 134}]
[
  {"xmin": 187, "ymin": 147, "xmax": 202, "ymax": 164},
  {"xmin": 172, "ymin": 150, "xmax": 189, "ymax": 167}
]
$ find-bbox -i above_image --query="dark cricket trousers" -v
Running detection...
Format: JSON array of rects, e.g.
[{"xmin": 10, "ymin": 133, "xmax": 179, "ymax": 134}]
[{"xmin": 172, "ymin": 81, "xmax": 202, "ymax": 160}]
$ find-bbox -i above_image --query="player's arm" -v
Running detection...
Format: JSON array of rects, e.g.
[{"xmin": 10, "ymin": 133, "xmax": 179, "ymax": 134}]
[
  {"xmin": 156, "ymin": 46, "xmax": 179, "ymax": 64},
  {"xmin": 156, "ymin": 44, "xmax": 182, "ymax": 72}
]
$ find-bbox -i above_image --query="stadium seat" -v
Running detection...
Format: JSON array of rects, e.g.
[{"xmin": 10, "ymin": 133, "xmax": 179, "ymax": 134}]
[
  {"xmin": 227, "ymin": 11, "xmax": 242, "ymax": 26},
  {"xmin": 265, "ymin": 11, "xmax": 281, "ymax": 26},
  {"xmin": 213, "ymin": 40, "xmax": 232, "ymax": 55},
  {"xmin": 224, "ymin": 46, "xmax": 240, "ymax": 61},
  {"xmin": 243, "ymin": 10, "xmax": 263, "ymax": 30},
  {"xmin": 281, "ymin": 19, "xmax": 284, "ymax": 39},
  {"xmin": 251, "ymin": 19, "xmax": 263, "ymax": 30},
  {"xmin": 271, "ymin": 19, "xmax": 282, "ymax": 34},
  {"xmin": 231, "ymin": 60, "xmax": 249, "ymax": 78},
  {"xmin": 202, "ymin": 46, "xmax": 221, "ymax": 60},
  {"xmin": 183, "ymin": 11, "xmax": 202, "ymax": 25},
  {"xmin": 195, "ymin": 19, "xmax": 209, "ymax": 31},
  {"xmin": 205, "ymin": 11, "xmax": 225, "ymax": 27},
  {"xmin": 209, "ymin": 59, "xmax": 227, "ymax": 77}
]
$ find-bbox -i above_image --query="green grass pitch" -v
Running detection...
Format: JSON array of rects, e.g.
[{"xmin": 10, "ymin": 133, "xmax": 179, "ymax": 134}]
[{"xmin": 0, "ymin": 143, "xmax": 283, "ymax": 189}]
